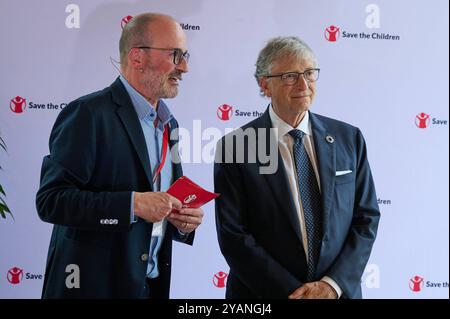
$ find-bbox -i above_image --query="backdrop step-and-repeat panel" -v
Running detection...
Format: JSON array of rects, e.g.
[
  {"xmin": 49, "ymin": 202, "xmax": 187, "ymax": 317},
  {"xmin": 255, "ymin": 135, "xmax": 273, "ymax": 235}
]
[{"xmin": 0, "ymin": 0, "xmax": 448, "ymax": 299}]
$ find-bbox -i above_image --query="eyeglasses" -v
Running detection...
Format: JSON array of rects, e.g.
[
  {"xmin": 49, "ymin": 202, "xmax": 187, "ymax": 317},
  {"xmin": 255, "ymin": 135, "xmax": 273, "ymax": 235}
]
[
  {"xmin": 135, "ymin": 46, "xmax": 190, "ymax": 65},
  {"xmin": 264, "ymin": 68, "xmax": 320, "ymax": 85}
]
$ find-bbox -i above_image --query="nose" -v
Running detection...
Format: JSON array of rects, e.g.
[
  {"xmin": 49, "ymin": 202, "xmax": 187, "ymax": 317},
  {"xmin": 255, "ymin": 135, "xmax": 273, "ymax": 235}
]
[
  {"xmin": 296, "ymin": 74, "xmax": 309, "ymax": 90},
  {"xmin": 177, "ymin": 57, "xmax": 189, "ymax": 73}
]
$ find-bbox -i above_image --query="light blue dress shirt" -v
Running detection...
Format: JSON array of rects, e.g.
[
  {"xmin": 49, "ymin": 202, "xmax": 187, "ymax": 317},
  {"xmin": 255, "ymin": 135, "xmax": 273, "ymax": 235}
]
[{"xmin": 120, "ymin": 76, "xmax": 173, "ymax": 279}]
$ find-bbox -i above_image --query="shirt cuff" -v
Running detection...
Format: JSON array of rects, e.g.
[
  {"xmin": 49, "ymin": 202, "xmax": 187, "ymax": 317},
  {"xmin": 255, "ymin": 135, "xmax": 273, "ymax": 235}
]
[
  {"xmin": 321, "ymin": 276, "xmax": 342, "ymax": 299},
  {"xmin": 130, "ymin": 192, "xmax": 138, "ymax": 224}
]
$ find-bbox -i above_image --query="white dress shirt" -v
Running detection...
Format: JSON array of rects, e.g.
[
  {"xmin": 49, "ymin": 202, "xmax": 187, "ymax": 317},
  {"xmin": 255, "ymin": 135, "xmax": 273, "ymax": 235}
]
[{"xmin": 269, "ymin": 105, "xmax": 342, "ymax": 298}]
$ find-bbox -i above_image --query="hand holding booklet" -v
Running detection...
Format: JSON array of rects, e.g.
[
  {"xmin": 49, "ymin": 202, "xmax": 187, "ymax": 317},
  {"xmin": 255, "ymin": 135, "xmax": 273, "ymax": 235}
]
[{"xmin": 167, "ymin": 176, "xmax": 219, "ymax": 209}]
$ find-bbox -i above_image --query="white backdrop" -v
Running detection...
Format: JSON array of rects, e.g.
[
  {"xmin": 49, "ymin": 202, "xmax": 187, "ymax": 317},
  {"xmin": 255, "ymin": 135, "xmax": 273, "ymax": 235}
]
[{"xmin": 0, "ymin": 0, "xmax": 448, "ymax": 299}]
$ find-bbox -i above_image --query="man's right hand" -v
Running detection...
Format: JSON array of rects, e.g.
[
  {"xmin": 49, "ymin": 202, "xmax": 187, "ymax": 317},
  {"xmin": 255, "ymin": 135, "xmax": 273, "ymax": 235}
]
[
  {"xmin": 134, "ymin": 192, "xmax": 182, "ymax": 223},
  {"xmin": 288, "ymin": 281, "xmax": 338, "ymax": 299}
]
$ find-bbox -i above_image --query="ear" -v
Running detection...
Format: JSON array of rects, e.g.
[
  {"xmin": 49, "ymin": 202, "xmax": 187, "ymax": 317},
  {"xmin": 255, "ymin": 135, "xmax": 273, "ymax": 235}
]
[
  {"xmin": 259, "ymin": 77, "xmax": 272, "ymax": 97},
  {"xmin": 128, "ymin": 48, "xmax": 143, "ymax": 71}
]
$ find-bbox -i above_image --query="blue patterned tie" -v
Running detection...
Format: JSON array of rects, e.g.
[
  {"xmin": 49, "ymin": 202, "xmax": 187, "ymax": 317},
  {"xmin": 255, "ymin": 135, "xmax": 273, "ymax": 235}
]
[{"xmin": 288, "ymin": 129, "xmax": 323, "ymax": 281}]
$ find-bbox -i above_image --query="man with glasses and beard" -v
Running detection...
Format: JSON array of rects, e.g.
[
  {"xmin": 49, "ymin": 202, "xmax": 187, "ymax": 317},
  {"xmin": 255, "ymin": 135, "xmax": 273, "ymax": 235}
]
[{"xmin": 36, "ymin": 13, "xmax": 203, "ymax": 299}]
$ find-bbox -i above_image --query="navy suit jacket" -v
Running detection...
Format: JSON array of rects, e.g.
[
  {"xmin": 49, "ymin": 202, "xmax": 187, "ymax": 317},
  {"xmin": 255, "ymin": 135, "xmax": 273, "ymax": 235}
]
[
  {"xmin": 214, "ymin": 108, "xmax": 380, "ymax": 299},
  {"xmin": 36, "ymin": 78, "xmax": 193, "ymax": 298}
]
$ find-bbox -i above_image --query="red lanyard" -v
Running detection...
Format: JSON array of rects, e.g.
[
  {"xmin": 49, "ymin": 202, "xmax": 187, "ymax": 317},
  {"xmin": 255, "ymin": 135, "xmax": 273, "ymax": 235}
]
[{"xmin": 152, "ymin": 121, "xmax": 169, "ymax": 184}]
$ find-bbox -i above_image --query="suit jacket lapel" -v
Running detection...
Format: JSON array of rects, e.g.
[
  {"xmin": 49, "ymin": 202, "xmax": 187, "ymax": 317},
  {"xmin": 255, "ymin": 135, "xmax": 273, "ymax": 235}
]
[
  {"xmin": 167, "ymin": 118, "xmax": 183, "ymax": 180},
  {"xmin": 111, "ymin": 78, "xmax": 154, "ymax": 188},
  {"xmin": 255, "ymin": 108, "xmax": 303, "ymax": 243},
  {"xmin": 309, "ymin": 112, "xmax": 336, "ymax": 254}
]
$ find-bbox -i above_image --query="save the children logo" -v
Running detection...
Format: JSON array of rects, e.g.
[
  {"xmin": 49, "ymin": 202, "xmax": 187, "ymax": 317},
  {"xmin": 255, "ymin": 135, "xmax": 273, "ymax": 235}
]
[
  {"xmin": 409, "ymin": 275, "xmax": 424, "ymax": 292},
  {"xmin": 217, "ymin": 104, "xmax": 233, "ymax": 121},
  {"xmin": 6, "ymin": 267, "xmax": 43, "ymax": 285},
  {"xmin": 415, "ymin": 113, "xmax": 431, "ymax": 128},
  {"xmin": 415, "ymin": 112, "xmax": 447, "ymax": 128},
  {"xmin": 8, "ymin": 96, "xmax": 67, "ymax": 114},
  {"xmin": 213, "ymin": 271, "xmax": 228, "ymax": 288},
  {"xmin": 216, "ymin": 104, "xmax": 264, "ymax": 121},
  {"xmin": 10, "ymin": 96, "xmax": 27, "ymax": 113},
  {"xmin": 325, "ymin": 6, "xmax": 400, "ymax": 42},
  {"xmin": 325, "ymin": 25, "xmax": 340, "ymax": 42},
  {"xmin": 121, "ymin": 15, "xmax": 133, "ymax": 29},
  {"xmin": 408, "ymin": 275, "xmax": 449, "ymax": 293},
  {"xmin": 7, "ymin": 267, "xmax": 24, "ymax": 285},
  {"xmin": 324, "ymin": 24, "xmax": 400, "ymax": 41}
]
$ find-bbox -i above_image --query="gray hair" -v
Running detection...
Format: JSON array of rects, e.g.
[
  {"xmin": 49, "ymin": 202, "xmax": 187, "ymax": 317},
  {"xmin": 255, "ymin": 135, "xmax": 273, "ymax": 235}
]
[
  {"xmin": 254, "ymin": 36, "xmax": 318, "ymax": 88},
  {"xmin": 119, "ymin": 13, "xmax": 173, "ymax": 66}
]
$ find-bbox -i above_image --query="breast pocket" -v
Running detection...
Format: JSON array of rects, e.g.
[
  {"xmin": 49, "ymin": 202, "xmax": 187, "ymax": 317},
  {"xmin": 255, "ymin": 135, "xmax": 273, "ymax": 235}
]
[
  {"xmin": 333, "ymin": 171, "xmax": 356, "ymax": 217},
  {"xmin": 335, "ymin": 171, "xmax": 355, "ymax": 185}
]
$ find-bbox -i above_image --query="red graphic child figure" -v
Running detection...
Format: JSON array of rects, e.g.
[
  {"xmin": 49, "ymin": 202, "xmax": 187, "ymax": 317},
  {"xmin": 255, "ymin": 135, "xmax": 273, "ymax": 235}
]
[
  {"xmin": 7, "ymin": 267, "xmax": 23, "ymax": 284},
  {"xmin": 10, "ymin": 96, "xmax": 26, "ymax": 113},
  {"xmin": 217, "ymin": 104, "xmax": 233, "ymax": 121},
  {"xmin": 415, "ymin": 113, "xmax": 430, "ymax": 128},
  {"xmin": 121, "ymin": 16, "xmax": 133, "ymax": 28},
  {"xmin": 409, "ymin": 276, "xmax": 424, "ymax": 292},
  {"xmin": 213, "ymin": 271, "xmax": 228, "ymax": 288},
  {"xmin": 325, "ymin": 25, "xmax": 340, "ymax": 42}
]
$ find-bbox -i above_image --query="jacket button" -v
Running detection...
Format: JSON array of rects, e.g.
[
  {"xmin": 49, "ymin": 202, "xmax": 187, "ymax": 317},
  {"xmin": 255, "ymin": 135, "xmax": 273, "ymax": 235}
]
[{"xmin": 141, "ymin": 253, "xmax": 149, "ymax": 262}]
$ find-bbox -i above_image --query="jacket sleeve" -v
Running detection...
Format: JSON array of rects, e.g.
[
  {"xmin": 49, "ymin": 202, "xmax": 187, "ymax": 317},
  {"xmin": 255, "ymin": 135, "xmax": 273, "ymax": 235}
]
[{"xmin": 36, "ymin": 101, "xmax": 132, "ymax": 231}]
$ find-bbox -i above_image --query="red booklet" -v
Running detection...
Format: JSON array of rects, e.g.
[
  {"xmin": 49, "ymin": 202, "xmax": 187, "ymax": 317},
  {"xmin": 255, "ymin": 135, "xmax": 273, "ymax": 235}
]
[{"xmin": 167, "ymin": 176, "xmax": 219, "ymax": 208}]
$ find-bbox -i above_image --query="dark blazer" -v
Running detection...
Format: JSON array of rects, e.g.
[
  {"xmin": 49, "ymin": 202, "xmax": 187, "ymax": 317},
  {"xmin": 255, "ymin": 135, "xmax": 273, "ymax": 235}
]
[
  {"xmin": 214, "ymin": 108, "xmax": 380, "ymax": 299},
  {"xmin": 36, "ymin": 78, "xmax": 193, "ymax": 298}
]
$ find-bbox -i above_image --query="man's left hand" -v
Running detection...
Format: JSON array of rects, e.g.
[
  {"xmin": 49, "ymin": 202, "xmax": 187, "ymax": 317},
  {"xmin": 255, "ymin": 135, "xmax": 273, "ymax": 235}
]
[
  {"xmin": 167, "ymin": 208, "xmax": 204, "ymax": 234},
  {"xmin": 288, "ymin": 281, "xmax": 338, "ymax": 299}
]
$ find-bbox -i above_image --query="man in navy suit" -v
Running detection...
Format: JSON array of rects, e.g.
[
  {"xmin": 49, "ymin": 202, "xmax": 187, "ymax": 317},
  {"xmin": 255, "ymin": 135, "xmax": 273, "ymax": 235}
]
[
  {"xmin": 36, "ymin": 13, "xmax": 203, "ymax": 298},
  {"xmin": 214, "ymin": 36, "xmax": 380, "ymax": 299}
]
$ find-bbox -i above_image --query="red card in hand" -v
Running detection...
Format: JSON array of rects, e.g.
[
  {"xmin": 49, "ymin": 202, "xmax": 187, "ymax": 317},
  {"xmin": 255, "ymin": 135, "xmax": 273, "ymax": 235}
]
[{"xmin": 167, "ymin": 176, "xmax": 219, "ymax": 208}]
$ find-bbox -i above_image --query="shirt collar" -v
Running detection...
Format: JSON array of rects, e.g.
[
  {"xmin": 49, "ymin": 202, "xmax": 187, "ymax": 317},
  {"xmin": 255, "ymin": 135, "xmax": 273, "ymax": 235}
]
[
  {"xmin": 119, "ymin": 76, "xmax": 173, "ymax": 130},
  {"xmin": 269, "ymin": 104, "xmax": 311, "ymax": 140},
  {"xmin": 155, "ymin": 99, "xmax": 173, "ymax": 130}
]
